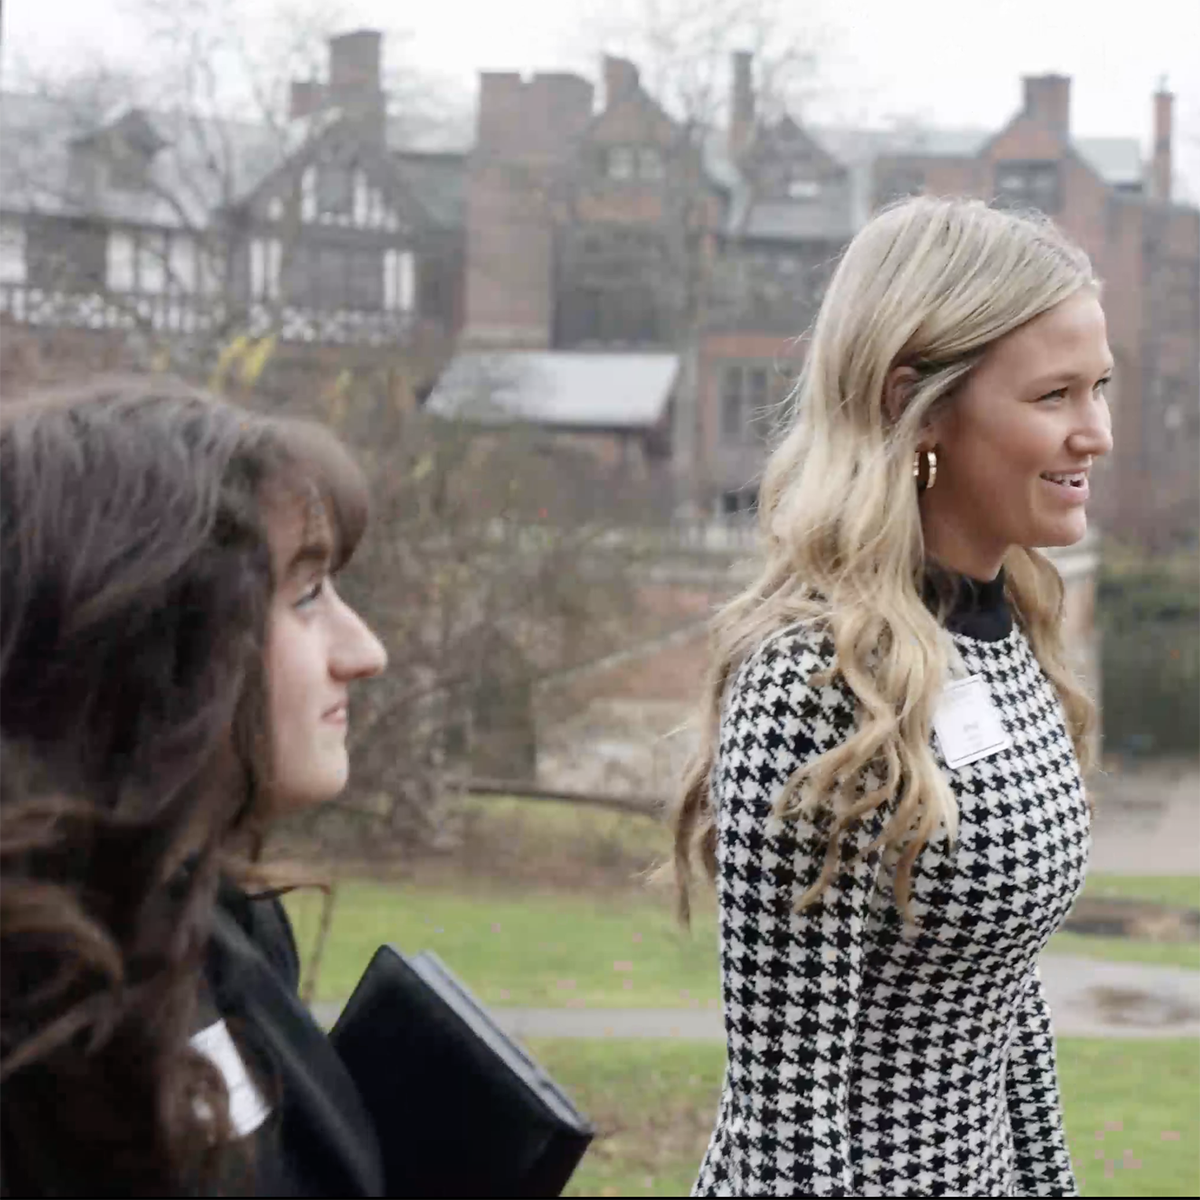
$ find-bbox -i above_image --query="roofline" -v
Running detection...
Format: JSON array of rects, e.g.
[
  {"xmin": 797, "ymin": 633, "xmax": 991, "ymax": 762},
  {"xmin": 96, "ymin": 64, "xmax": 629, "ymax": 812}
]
[
  {"xmin": 430, "ymin": 414, "xmax": 667, "ymax": 433},
  {"xmin": 392, "ymin": 148, "xmax": 469, "ymax": 163}
]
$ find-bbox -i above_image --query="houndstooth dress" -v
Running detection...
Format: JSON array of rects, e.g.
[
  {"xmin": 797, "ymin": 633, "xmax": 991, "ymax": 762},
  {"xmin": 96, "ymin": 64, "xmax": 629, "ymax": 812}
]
[{"xmin": 694, "ymin": 581, "xmax": 1088, "ymax": 1198}]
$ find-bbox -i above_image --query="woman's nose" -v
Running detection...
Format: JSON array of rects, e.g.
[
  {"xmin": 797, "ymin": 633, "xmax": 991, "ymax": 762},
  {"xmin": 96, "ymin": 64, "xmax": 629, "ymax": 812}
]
[{"xmin": 334, "ymin": 607, "xmax": 388, "ymax": 681}]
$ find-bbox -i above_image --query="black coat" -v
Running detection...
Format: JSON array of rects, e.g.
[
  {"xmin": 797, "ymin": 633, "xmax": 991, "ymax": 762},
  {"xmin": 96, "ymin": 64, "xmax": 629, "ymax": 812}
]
[
  {"xmin": 0, "ymin": 882, "xmax": 383, "ymax": 1199},
  {"xmin": 204, "ymin": 879, "xmax": 385, "ymax": 1197}
]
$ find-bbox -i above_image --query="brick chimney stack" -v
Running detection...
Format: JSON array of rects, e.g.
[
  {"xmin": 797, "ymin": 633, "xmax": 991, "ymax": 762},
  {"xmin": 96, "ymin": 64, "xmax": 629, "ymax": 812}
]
[
  {"xmin": 288, "ymin": 29, "xmax": 386, "ymax": 137},
  {"xmin": 1152, "ymin": 83, "xmax": 1173, "ymax": 202},
  {"xmin": 730, "ymin": 51, "xmax": 755, "ymax": 159},
  {"xmin": 603, "ymin": 56, "xmax": 640, "ymax": 109},
  {"xmin": 466, "ymin": 70, "xmax": 595, "ymax": 348},
  {"xmin": 329, "ymin": 30, "xmax": 384, "ymax": 123},
  {"xmin": 1023, "ymin": 74, "xmax": 1071, "ymax": 141},
  {"xmin": 329, "ymin": 31, "xmax": 382, "ymax": 105}
]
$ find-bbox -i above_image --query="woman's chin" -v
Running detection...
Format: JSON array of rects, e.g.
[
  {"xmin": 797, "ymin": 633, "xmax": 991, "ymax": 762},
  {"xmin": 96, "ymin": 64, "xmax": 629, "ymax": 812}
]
[
  {"xmin": 1030, "ymin": 512, "xmax": 1090, "ymax": 549},
  {"xmin": 269, "ymin": 764, "xmax": 350, "ymax": 812}
]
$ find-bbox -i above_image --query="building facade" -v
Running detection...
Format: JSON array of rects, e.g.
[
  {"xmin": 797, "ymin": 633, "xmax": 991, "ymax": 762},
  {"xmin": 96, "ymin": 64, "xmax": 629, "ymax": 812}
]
[
  {"xmin": 454, "ymin": 58, "xmax": 1197, "ymax": 543},
  {"xmin": 0, "ymin": 30, "xmax": 465, "ymax": 395},
  {"xmin": 2, "ymin": 34, "xmax": 1195, "ymax": 545}
]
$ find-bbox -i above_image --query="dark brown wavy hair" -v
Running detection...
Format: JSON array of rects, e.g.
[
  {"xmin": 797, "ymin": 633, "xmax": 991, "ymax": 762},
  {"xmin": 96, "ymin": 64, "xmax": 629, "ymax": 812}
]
[{"xmin": 0, "ymin": 375, "xmax": 369, "ymax": 1195}]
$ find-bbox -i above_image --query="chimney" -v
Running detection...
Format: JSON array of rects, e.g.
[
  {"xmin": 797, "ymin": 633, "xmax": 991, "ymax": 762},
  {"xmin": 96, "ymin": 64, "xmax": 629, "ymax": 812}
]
[
  {"xmin": 603, "ymin": 56, "xmax": 640, "ymax": 108},
  {"xmin": 1152, "ymin": 83, "xmax": 1173, "ymax": 201},
  {"xmin": 289, "ymin": 80, "xmax": 325, "ymax": 120},
  {"xmin": 1023, "ymin": 74, "xmax": 1071, "ymax": 140},
  {"xmin": 476, "ymin": 72, "xmax": 594, "ymax": 159},
  {"xmin": 730, "ymin": 51, "xmax": 755, "ymax": 159},
  {"xmin": 328, "ymin": 30, "xmax": 383, "ymax": 109}
]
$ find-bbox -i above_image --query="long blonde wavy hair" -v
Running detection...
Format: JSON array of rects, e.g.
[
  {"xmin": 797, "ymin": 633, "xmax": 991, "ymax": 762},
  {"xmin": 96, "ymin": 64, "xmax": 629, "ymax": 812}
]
[{"xmin": 673, "ymin": 195, "xmax": 1099, "ymax": 925}]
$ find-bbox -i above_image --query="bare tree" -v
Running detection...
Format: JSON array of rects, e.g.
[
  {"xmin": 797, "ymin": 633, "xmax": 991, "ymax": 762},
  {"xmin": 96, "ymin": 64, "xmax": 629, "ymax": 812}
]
[
  {"xmin": 257, "ymin": 364, "xmax": 673, "ymax": 857},
  {"xmin": 546, "ymin": 0, "xmax": 835, "ymax": 511},
  {"xmin": 0, "ymin": 0, "xmax": 467, "ymax": 389},
  {"xmin": 574, "ymin": 0, "xmax": 830, "ymax": 134}
]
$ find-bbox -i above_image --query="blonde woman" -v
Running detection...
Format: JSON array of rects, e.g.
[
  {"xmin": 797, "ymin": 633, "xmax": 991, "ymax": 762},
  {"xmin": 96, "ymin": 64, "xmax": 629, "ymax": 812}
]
[{"xmin": 678, "ymin": 196, "xmax": 1112, "ymax": 1197}]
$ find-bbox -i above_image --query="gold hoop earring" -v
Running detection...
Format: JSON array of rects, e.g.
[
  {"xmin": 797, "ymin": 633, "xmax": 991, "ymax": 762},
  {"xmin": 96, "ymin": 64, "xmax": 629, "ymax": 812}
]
[{"xmin": 913, "ymin": 448, "xmax": 938, "ymax": 492}]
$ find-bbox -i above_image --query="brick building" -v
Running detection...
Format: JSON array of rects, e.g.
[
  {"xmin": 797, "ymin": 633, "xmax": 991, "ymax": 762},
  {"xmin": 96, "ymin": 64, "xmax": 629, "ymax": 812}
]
[
  {"xmin": 0, "ymin": 30, "xmax": 466, "ymax": 394},
  {"xmin": 2, "ymin": 33, "xmax": 1194, "ymax": 544},
  {"xmin": 453, "ymin": 55, "xmax": 1198, "ymax": 544},
  {"xmin": 868, "ymin": 74, "xmax": 1200, "ymax": 548}
]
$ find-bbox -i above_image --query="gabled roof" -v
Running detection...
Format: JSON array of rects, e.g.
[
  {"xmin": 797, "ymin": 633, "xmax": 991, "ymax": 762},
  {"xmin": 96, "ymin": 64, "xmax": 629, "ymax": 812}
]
[
  {"xmin": 1074, "ymin": 137, "xmax": 1143, "ymax": 187},
  {"xmin": 0, "ymin": 91, "xmax": 300, "ymax": 227},
  {"xmin": 705, "ymin": 119, "xmax": 1147, "ymax": 241},
  {"xmin": 426, "ymin": 351, "xmax": 679, "ymax": 429},
  {"xmin": 0, "ymin": 90, "xmax": 469, "ymax": 232}
]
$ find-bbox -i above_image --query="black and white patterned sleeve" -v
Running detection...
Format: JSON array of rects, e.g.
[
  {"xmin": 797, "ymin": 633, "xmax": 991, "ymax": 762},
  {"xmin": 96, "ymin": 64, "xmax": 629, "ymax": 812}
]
[
  {"xmin": 703, "ymin": 628, "xmax": 893, "ymax": 1197},
  {"xmin": 1007, "ymin": 967, "xmax": 1079, "ymax": 1197}
]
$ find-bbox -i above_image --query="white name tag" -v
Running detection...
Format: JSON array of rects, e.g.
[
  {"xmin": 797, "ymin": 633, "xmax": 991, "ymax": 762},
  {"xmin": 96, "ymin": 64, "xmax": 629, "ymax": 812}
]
[
  {"xmin": 932, "ymin": 674, "xmax": 1012, "ymax": 770},
  {"xmin": 190, "ymin": 1019, "xmax": 271, "ymax": 1138}
]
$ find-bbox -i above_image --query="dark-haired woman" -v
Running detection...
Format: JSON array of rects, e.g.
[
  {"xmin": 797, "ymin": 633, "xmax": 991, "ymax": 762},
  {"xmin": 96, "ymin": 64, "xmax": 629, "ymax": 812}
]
[{"xmin": 1, "ymin": 377, "xmax": 388, "ymax": 1196}]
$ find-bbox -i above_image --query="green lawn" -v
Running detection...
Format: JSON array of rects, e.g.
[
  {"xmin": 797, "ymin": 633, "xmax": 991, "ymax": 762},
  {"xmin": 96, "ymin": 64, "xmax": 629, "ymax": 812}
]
[
  {"xmin": 1051, "ymin": 874, "xmax": 1200, "ymax": 970},
  {"xmin": 527, "ymin": 1037, "xmax": 1200, "ymax": 1198},
  {"xmin": 284, "ymin": 872, "xmax": 1199, "ymax": 1005},
  {"xmin": 285, "ymin": 881, "xmax": 723, "ymax": 1008}
]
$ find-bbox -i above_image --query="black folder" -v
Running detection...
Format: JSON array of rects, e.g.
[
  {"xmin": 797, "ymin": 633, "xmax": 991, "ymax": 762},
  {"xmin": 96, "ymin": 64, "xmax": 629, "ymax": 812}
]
[{"xmin": 328, "ymin": 945, "xmax": 595, "ymax": 1198}]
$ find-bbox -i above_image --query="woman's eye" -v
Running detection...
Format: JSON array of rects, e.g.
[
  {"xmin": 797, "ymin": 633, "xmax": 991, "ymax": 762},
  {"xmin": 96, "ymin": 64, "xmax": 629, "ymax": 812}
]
[
  {"xmin": 1038, "ymin": 387, "xmax": 1069, "ymax": 402},
  {"xmin": 295, "ymin": 577, "xmax": 326, "ymax": 608}
]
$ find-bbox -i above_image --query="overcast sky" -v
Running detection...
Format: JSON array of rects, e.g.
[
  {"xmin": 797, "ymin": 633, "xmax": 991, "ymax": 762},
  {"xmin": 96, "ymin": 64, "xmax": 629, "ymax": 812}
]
[{"xmin": 4, "ymin": 0, "xmax": 1199, "ymax": 200}]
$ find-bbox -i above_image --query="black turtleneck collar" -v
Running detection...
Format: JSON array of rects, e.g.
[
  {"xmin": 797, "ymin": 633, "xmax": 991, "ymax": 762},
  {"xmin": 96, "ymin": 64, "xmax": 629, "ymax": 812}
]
[{"xmin": 922, "ymin": 564, "xmax": 1012, "ymax": 642}]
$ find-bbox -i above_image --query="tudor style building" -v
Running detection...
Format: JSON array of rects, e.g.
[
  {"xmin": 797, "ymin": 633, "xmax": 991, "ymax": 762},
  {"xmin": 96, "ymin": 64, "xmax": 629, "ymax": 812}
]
[
  {"xmin": 2, "ymin": 32, "xmax": 1195, "ymax": 546},
  {"xmin": 0, "ymin": 31, "xmax": 464, "ymax": 388}
]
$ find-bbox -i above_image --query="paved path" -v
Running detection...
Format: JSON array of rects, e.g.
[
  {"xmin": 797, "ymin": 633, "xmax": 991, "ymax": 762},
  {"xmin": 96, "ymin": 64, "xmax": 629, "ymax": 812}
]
[
  {"xmin": 1089, "ymin": 762, "xmax": 1199, "ymax": 875},
  {"xmin": 313, "ymin": 764, "xmax": 1200, "ymax": 1040},
  {"xmin": 312, "ymin": 953, "xmax": 1200, "ymax": 1040}
]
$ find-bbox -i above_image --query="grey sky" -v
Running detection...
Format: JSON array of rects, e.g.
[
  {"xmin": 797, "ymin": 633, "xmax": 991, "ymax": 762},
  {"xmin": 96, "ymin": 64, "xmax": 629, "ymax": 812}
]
[{"xmin": 4, "ymin": 0, "xmax": 1198, "ymax": 200}]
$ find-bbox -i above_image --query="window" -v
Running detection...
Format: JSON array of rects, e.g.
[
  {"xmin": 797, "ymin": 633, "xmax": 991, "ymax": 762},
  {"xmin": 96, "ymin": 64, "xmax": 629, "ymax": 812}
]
[
  {"xmin": 384, "ymin": 248, "xmax": 415, "ymax": 312},
  {"xmin": 605, "ymin": 144, "xmax": 665, "ymax": 182},
  {"xmin": 353, "ymin": 171, "xmax": 370, "ymax": 226},
  {"xmin": 26, "ymin": 217, "xmax": 106, "ymax": 292},
  {"xmin": 250, "ymin": 238, "xmax": 282, "ymax": 300},
  {"xmin": 606, "ymin": 146, "xmax": 635, "ymax": 180},
  {"xmin": 721, "ymin": 487, "xmax": 759, "ymax": 515},
  {"xmin": 108, "ymin": 147, "xmax": 151, "ymax": 193},
  {"xmin": 109, "ymin": 231, "xmax": 195, "ymax": 294},
  {"xmin": 637, "ymin": 147, "xmax": 664, "ymax": 180},
  {"xmin": 139, "ymin": 232, "xmax": 168, "ymax": 293},
  {"xmin": 169, "ymin": 236, "xmax": 196, "ymax": 293},
  {"xmin": 721, "ymin": 364, "xmax": 773, "ymax": 442},
  {"xmin": 786, "ymin": 178, "xmax": 821, "ymax": 200},
  {"xmin": 301, "ymin": 166, "xmax": 317, "ymax": 222},
  {"xmin": 107, "ymin": 231, "xmax": 136, "ymax": 291},
  {"xmin": 283, "ymin": 244, "xmax": 394, "ymax": 310},
  {"xmin": 317, "ymin": 164, "xmax": 354, "ymax": 215},
  {"xmin": 0, "ymin": 222, "xmax": 26, "ymax": 284},
  {"xmin": 721, "ymin": 368, "xmax": 742, "ymax": 439},
  {"xmin": 994, "ymin": 161, "xmax": 1060, "ymax": 214},
  {"xmin": 555, "ymin": 282, "xmax": 662, "ymax": 346}
]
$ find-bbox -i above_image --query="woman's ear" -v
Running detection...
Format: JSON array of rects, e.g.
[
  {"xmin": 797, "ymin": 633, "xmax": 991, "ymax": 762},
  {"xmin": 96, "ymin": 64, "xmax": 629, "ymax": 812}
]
[{"xmin": 883, "ymin": 366, "xmax": 920, "ymax": 425}]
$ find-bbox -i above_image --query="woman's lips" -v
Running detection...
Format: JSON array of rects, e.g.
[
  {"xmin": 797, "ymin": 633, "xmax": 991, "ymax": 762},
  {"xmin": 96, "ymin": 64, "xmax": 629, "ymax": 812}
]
[{"xmin": 1040, "ymin": 474, "xmax": 1090, "ymax": 503}]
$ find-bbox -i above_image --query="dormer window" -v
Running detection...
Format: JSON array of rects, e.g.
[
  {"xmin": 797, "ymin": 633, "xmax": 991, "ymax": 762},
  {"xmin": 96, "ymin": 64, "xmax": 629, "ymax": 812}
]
[
  {"xmin": 606, "ymin": 146, "xmax": 635, "ymax": 179},
  {"xmin": 786, "ymin": 178, "xmax": 821, "ymax": 200},
  {"xmin": 995, "ymin": 161, "xmax": 1060, "ymax": 213},
  {"xmin": 604, "ymin": 145, "xmax": 665, "ymax": 182},
  {"xmin": 317, "ymin": 163, "xmax": 354, "ymax": 215},
  {"xmin": 637, "ymin": 147, "xmax": 665, "ymax": 180}
]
